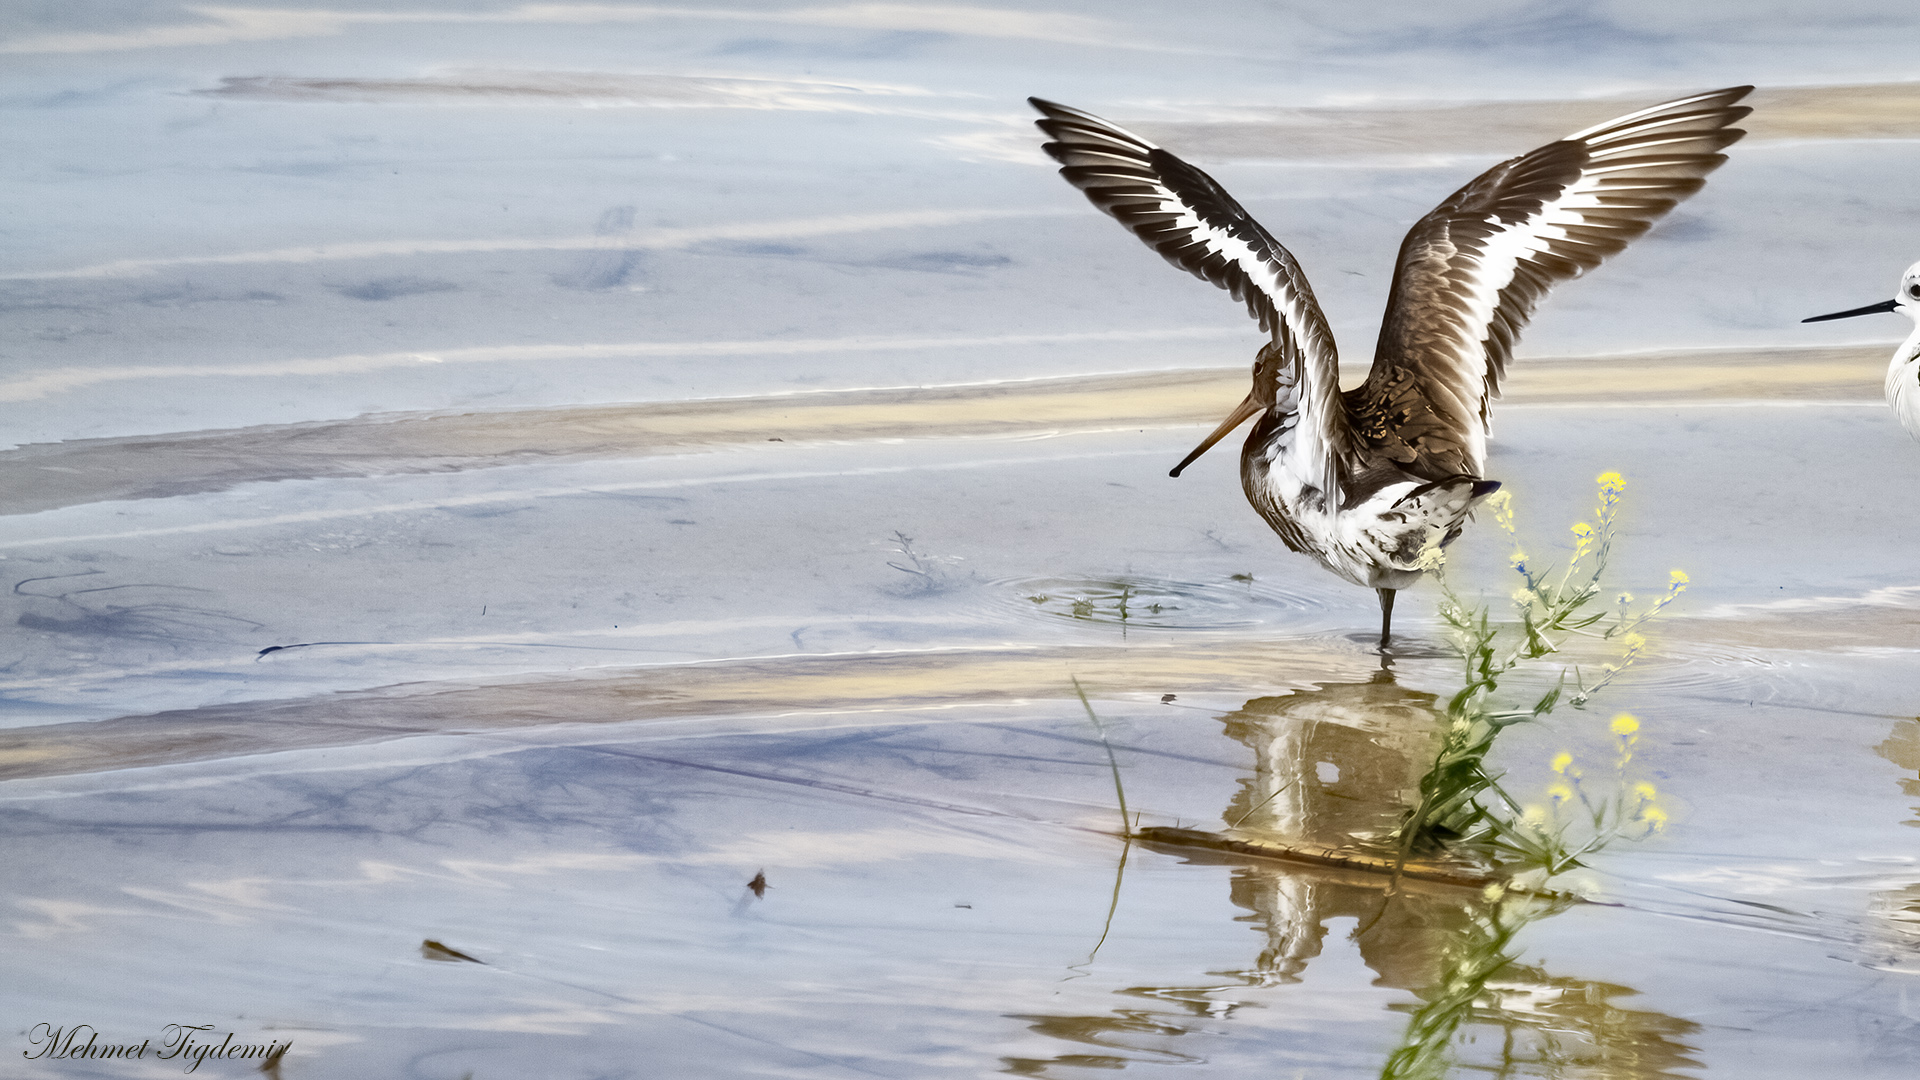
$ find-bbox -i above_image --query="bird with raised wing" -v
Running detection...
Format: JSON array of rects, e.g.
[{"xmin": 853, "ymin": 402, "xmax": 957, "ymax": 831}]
[
  {"xmin": 1032, "ymin": 87, "xmax": 1752, "ymax": 647},
  {"xmin": 1802, "ymin": 260, "xmax": 1920, "ymax": 441}
]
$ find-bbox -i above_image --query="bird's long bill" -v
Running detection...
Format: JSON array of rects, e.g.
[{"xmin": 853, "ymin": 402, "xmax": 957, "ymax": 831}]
[
  {"xmin": 1803, "ymin": 298, "xmax": 1900, "ymax": 323},
  {"xmin": 1169, "ymin": 392, "xmax": 1264, "ymax": 478}
]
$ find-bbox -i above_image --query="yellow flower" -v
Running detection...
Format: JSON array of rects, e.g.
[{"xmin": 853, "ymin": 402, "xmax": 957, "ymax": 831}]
[
  {"xmin": 1570, "ymin": 521, "xmax": 1595, "ymax": 561},
  {"xmin": 1594, "ymin": 471, "xmax": 1625, "ymax": 521},
  {"xmin": 1669, "ymin": 569, "xmax": 1689, "ymax": 588},
  {"xmin": 1610, "ymin": 714, "xmax": 1639, "ymax": 736},
  {"xmin": 1521, "ymin": 804, "xmax": 1550, "ymax": 826},
  {"xmin": 1486, "ymin": 489, "xmax": 1516, "ymax": 533},
  {"xmin": 1632, "ymin": 782, "xmax": 1658, "ymax": 802},
  {"xmin": 1547, "ymin": 781, "xmax": 1575, "ymax": 803},
  {"xmin": 1642, "ymin": 806, "xmax": 1669, "ymax": 830},
  {"xmin": 1550, "ymin": 751, "xmax": 1574, "ymax": 773}
]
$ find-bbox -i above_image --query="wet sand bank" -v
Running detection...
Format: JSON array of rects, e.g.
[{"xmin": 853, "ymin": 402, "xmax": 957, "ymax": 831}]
[{"xmin": 0, "ymin": 343, "xmax": 1887, "ymax": 516}]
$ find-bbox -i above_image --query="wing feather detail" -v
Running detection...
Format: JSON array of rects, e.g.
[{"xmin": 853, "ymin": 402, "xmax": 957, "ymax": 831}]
[
  {"xmin": 1352, "ymin": 86, "xmax": 1752, "ymax": 480},
  {"xmin": 1031, "ymin": 97, "xmax": 1346, "ymax": 463}
]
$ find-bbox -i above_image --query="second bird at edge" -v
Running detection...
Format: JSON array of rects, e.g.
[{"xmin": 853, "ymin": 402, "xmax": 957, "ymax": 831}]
[
  {"xmin": 1802, "ymin": 260, "xmax": 1920, "ymax": 440},
  {"xmin": 1031, "ymin": 87, "xmax": 1753, "ymax": 648}
]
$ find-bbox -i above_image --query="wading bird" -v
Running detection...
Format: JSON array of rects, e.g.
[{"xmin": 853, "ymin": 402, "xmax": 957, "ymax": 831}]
[
  {"xmin": 1032, "ymin": 88, "xmax": 1751, "ymax": 647},
  {"xmin": 1802, "ymin": 260, "xmax": 1920, "ymax": 440}
]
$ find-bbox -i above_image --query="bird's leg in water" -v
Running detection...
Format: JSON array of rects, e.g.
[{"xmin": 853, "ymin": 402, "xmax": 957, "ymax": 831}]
[{"xmin": 1377, "ymin": 588, "xmax": 1396, "ymax": 649}]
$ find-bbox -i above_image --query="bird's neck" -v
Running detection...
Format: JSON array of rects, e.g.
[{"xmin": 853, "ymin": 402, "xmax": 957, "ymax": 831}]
[
  {"xmin": 1886, "ymin": 319, "xmax": 1920, "ymax": 440},
  {"xmin": 1898, "ymin": 318, "xmax": 1920, "ymax": 363}
]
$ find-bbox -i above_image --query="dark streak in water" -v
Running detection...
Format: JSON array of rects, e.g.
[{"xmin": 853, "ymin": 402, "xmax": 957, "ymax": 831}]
[
  {"xmin": 258, "ymin": 641, "xmax": 387, "ymax": 658},
  {"xmin": 572, "ymin": 744, "xmax": 1023, "ymax": 824},
  {"xmin": 255, "ymin": 639, "xmax": 647, "ymax": 659}
]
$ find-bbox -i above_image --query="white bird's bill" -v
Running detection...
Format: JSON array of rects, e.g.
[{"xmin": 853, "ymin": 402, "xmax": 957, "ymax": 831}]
[{"xmin": 1803, "ymin": 259, "xmax": 1920, "ymax": 441}]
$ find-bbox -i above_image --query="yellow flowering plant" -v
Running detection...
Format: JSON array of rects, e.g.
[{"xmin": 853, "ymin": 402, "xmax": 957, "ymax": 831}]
[
  {"xmin": 1398, "ymin": 472, "xmax": 1681, "ymax": 877},
  {"xmin": 1489, "ymin": 714, "xmax": 1669, "ymax": 876}
]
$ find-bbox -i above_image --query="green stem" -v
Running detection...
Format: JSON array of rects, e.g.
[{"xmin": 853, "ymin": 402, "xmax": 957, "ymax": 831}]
[{"xmin": 1072, "ymin": 677, "xmax": 1131, "ymax": 836}]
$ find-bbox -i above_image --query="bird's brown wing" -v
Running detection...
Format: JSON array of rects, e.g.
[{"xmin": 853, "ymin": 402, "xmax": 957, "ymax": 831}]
[
  {"xmin": 1032, "ymin": 97, "xmax": 1346, "ymax": 472},
  {"xmin": 1351, "ymin": 86, "xmax": 1752, "ymax": 481}
]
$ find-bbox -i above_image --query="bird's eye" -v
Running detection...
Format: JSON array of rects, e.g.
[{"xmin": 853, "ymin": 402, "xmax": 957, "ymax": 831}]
[{"xmin": 1910, "ymin": 284, "xmax": 1920, "ymax": 299}]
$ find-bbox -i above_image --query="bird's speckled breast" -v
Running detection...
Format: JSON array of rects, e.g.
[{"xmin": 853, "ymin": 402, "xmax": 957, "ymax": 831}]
[{"xmin": 1242, "ymin": 415, "xmax": 1489, "ymax": 590}]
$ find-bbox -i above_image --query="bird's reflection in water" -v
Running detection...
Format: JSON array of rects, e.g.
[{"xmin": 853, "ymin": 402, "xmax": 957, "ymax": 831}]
[
  {"xmin": 1868, "ymin": 718, "xmax": 1920, "ymax": 973},
  {"xmin": 1219, "ymin": 667, "xmax": 1449, "ymax": 986},
  {"xmin": 1223, "ymin": 666, "xmax": 1439, "ymax": 853},
  {"xmin": 1004, "ymin": 670, "xmax": 1699, "ymax": 1078}
]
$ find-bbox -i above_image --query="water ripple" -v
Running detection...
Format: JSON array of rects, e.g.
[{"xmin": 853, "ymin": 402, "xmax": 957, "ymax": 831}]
[{"xmin": 991, "ymin": 574, "xmax": 1321, "ymax": 632}]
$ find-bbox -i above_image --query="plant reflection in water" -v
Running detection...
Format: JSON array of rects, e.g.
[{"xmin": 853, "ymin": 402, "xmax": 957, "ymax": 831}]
[{"xmin": 1006, "ymin": 673, "xmax": 1701, "ymax": 1078}]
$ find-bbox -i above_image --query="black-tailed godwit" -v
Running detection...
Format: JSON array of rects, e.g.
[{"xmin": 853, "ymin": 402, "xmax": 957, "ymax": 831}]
[{"xmin": 1032, "ymin": 87, "xmax": 1752, "ymax": 646}]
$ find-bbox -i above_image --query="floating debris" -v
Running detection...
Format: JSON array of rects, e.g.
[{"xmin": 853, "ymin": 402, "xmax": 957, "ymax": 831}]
[{"xmin": 420, "ymin": 939, "xmax": 484, "ymax": 964}]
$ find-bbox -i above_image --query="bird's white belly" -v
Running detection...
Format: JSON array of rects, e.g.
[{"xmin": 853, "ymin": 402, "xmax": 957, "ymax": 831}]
[
  {"xmin": 1886, "ymin": 343, "xmax": 1920, "ymax": 442},
  {"xmin": 1255, "ymin": 450, "xmax": 1484, "ymax": 591}
]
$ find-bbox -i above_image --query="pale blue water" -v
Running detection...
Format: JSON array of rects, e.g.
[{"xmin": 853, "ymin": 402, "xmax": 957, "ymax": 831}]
[{"xmin": 3, "ymin": 3, "xmax": 1919, "ymax": 1077}]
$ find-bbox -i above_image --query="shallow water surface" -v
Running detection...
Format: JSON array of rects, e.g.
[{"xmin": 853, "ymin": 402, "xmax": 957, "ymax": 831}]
[{"xmin": 4, "ymin": 2, "xmax": 1920, "ymax": 1077}]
